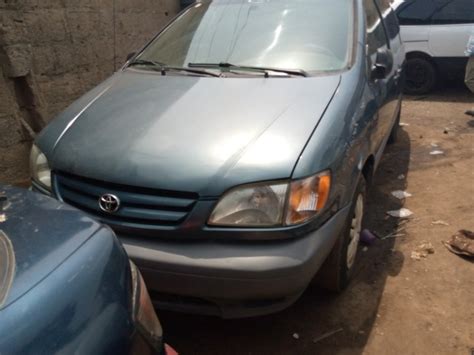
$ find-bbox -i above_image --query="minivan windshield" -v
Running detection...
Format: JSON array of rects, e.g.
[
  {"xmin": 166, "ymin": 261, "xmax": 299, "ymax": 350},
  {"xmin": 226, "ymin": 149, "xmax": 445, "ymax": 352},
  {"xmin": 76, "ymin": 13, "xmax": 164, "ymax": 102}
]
[{"xmin": 134, "ymin": 0, "xmax": 354, "ymax": 74}]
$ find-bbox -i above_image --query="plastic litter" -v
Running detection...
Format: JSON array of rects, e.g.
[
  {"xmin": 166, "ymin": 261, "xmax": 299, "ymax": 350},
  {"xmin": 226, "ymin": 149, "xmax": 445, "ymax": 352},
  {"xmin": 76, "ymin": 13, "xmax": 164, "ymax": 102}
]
[
  {"xmin": 430, "ymin": 143, "xmax": 439, "ymax": 147},
  {"xmin": 430, "ymin": 150, "xmax": 444, "ymax": 155},
  {"xmin": 399, "ymin": 122, "xmax": 409, "ymax": 127},
  {"xmin": 431, "ymin": 220, "xmax": 449, "ymax": 226},
  {"xmin": 387, "ymin": 208, "xmax": 413, "ymax": 218},
  {"xmin": 292, "ymin": 333, "xmax": 300, "ymax": 340},
  {"xmin": 360, "ymin": 229, "xmax": 377, "ymax": 245},
  {"xmin": 397, "ymin": 174, "xmax": 405, "ymax": 180},
  {"xmin": 443, "ymin": 230, "xmax": 474, "ymax": 258},
  {"xmin": 391, "ymin": 190, "xmax": 412, "ymax": 199}
]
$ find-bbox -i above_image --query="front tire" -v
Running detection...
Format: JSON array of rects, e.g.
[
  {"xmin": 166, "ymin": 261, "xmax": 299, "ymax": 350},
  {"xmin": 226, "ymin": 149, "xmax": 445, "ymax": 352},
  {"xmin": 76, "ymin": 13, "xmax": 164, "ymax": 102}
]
[{"xmin": 316, "ymin": 177, "xmax": 367, "ymax": 292}]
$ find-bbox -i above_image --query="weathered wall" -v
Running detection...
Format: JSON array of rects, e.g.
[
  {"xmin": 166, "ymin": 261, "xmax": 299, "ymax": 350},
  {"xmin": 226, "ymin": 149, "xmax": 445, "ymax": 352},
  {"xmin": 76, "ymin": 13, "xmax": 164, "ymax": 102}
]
[{"xmin": 0, "ymin": 0, "xmax": 180, "ymax": 184}]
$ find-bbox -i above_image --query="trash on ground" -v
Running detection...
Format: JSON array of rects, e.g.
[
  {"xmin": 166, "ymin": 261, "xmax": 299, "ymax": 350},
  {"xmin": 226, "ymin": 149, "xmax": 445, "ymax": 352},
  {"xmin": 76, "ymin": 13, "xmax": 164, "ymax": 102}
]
[
  {"xmin": 431, "ymin": 220, "xmax": 449, "ymax": 226},
  {"xmin": 292, "ymin": 333, "xmax": 300, "ymax": 340},
  {"xmin": 360, "ymin": 229, "xmax": 377, "ymax": 245},
  {"xmin": 362, "ymin": 246, "xmax": 368, "ymax": 252},
  {"xmin": 0, "ymin": 214, "xmax": 5, "ymax": 223},
  {"xmin": 397, "ymin": 174, "xmax": 405, "ymax": 180},
  {"xmin": 380, "ymin": 226, "xmax": 407, "ymax": 240},
  {"xmin": 430, "ymin": 143, "xmax": 439, "ymax": 147},
  {"xmin": 391, "ymin": 190, "xmax": 413, "ymax": 199},
  {"xmin": 312, "ymin": 328, "xmax": 343, "ymax": 344},
  {"xmin": 387, "ymin": 208, "xmax": 413, "ymax": 218},
  {"xmin": 411, "ymin": 242, "xmax": 435, "ymax": 260},
  {"xmin": 430, "ymin": 150, "xmax": 444, "ymax": 155},
  {"xmin": 443, "ymin": 230, "xmax": 474, "ymax": 258},
  {"xmin": 399, "ymin": 122, "xmax": 409, "ymax": 127}
]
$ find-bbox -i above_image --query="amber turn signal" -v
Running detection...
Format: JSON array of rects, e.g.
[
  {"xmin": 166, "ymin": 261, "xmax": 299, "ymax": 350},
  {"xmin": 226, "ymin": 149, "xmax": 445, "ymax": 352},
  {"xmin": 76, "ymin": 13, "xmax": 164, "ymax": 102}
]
[{"xmin": 285, "ymin": 171, "xmax": 331, "ymax": 225}]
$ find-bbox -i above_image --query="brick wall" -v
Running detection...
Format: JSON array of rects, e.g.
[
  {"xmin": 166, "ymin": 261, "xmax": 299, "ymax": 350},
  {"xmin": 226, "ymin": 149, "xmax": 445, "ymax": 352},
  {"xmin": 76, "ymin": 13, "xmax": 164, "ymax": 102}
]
[{"xmin": 0, "ymin": 0, "xmax": 180, "ymax": 184}]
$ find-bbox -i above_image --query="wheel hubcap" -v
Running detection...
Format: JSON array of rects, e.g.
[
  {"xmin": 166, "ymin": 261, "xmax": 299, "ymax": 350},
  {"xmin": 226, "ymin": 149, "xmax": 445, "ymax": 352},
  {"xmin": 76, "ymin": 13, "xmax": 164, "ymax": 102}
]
[{"xmin": 347, "ymin": 194, "xmax": 364, "ymax": 269}]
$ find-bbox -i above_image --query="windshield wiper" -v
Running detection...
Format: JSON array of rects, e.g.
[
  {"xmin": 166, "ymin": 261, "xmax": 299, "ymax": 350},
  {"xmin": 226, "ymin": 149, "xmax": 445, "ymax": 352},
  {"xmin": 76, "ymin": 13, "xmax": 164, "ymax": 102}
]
[
  {"xmin": 128, "ymin": 59, "xmax": 220, "ymax": 77},
  {"xmin": 188, "ymin": 62, "xmax": 308, "ymax": 77}
]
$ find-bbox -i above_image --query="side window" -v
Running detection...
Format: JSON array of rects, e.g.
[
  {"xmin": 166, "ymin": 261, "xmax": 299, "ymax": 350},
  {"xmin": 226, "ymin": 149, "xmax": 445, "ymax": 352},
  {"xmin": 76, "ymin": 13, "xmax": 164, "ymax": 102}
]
[
  {"xmin": 365, "ymin": 0, "xmax": 389, "ymax": 56},
  {"xmin": 431, "ymin": 0, "xmax": 474, "ymax": 25},
  {"xmin": 396, "ymin": 0, "xmax": 436, "ymax": 25}
]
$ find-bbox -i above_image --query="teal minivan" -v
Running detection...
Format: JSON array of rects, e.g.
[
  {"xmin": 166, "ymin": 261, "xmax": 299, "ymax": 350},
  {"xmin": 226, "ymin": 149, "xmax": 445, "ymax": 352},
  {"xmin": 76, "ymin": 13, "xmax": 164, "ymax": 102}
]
[{"xmin": 31, "ymin": 0, "xmax": 405, "ymax": 318}]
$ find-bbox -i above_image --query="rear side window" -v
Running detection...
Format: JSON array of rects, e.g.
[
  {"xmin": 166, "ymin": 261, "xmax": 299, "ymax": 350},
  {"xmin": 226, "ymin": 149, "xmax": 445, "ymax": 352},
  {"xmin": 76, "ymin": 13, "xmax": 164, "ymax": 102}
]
[
  {"xmin": 431, "ymin": 0, "xmax": 474, "ymax": 24},
  {"xmin": 396, "ymin": 0, "xmax": 437, "ymax": 25}
]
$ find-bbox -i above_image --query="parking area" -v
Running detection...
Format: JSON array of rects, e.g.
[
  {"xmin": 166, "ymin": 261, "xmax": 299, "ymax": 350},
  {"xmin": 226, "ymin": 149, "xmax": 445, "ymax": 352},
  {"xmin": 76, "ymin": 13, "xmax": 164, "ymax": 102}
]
[{"xmin": 159, "ymin": 86, "xmax": 474, "ymax": 355}]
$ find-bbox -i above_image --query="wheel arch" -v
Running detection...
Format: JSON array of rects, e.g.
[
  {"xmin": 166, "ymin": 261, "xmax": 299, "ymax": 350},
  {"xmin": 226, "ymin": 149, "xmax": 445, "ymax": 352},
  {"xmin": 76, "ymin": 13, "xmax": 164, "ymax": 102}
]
[{"xmin": 361, "ymin": 155, "xmax": 375, "ymax": 187}]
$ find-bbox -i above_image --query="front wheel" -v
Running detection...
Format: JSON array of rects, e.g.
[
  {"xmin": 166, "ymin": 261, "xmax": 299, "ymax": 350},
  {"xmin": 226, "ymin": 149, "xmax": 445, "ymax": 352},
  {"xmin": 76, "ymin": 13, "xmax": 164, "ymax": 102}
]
[{"xmin": 316, "ymin": 177, "xmax": 366, "ymax": 291}]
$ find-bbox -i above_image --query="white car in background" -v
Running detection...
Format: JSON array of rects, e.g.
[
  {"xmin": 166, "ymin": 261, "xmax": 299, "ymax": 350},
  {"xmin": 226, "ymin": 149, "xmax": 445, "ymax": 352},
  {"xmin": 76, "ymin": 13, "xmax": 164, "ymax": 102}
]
[{"xmin": 393, "ymin": 0, "xmax": 474, "ymax": 94}]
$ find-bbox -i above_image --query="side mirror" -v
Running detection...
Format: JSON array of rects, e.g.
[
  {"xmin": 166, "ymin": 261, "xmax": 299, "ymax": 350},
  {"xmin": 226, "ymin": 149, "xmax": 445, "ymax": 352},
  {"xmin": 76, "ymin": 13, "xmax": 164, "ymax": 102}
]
[
  {"xmin": 371, "ymin": 49, "xmax": 393, "ymax": 80},
  {"xmin": 126, "ymin": 52, "xmax": 136, "ymax": 62}
]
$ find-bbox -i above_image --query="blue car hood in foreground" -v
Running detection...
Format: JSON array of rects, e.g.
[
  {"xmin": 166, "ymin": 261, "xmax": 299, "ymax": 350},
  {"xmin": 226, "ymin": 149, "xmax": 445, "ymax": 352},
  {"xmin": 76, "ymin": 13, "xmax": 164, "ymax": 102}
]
[
  {"xmin": 0, "ymin": 186, "xmax": 101, "ymax": 309},
  {"xmin": 39, "ymin": 70, "xmax": 340, "ymax": 196}
]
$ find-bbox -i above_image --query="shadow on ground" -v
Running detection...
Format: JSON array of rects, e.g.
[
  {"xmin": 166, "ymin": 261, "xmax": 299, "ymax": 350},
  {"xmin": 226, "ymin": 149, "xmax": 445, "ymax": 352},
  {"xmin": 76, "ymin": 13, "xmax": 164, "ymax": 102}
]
[
  {"xmin": 405, "ymin": 82, "xmax": 472, "ymax": 104},
  {"xmin": 159, "ymin": 128, "xmax": 412, "ymax": 355}
]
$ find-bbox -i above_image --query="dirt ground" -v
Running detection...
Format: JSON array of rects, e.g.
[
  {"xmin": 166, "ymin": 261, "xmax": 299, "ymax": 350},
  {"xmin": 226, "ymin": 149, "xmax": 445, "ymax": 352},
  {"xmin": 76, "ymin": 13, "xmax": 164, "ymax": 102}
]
[{"xmin": 160, "ymin": 85, "xmax": 474, "ymax": 355}]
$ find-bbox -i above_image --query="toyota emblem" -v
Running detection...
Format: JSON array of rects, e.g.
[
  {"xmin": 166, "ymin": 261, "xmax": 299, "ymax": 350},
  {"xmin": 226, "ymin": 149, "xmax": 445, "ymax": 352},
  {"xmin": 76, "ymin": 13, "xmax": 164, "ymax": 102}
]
[{"xmin": 99, "ymin": 194, "xmax": 121, "ymax": 213}]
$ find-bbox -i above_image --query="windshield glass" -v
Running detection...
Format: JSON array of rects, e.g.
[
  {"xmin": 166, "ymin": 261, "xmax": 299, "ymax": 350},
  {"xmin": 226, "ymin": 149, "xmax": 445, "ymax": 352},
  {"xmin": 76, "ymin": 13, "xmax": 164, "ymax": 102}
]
[
  {"xmin": 0, "ymin": 230, "xmax": 15, "ymax": 309},
  {"xmin": 136, "ymin": 0, "xmax": 354, "ymax": 73}
]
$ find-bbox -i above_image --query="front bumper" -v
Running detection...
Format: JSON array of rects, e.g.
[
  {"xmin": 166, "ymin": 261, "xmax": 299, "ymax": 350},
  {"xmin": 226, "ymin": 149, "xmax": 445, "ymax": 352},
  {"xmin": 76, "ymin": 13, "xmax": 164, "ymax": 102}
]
[{"xmin": 121, "ymin": 204, "xmax": 351, "ymax": 318}]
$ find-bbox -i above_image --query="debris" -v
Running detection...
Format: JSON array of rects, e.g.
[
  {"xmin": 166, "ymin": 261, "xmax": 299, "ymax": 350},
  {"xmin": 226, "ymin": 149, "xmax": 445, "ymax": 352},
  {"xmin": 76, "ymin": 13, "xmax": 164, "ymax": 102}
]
[
  {"xmin": 0, "ymin": 214, "xmax": 5, "ymax": 223},
  {"xmin": 465, "ymin": 110, "xmax": 474, "ymax": 117},
  {"xmin": 380, "ymin": 226, "xmax": 407, "ymax": 240},
  {"xmin": 387, "ymin": 208, "xmax": 413, "ymax": 218},
  {"xmin": 391, "ymin": 190, "xmax": 412, "ymax": 199},
  {"xmin": 362, "ymin": 246, "xmax": 369, "ymax": 252},
  {"xmin": 312, "ymin": 328, "xmax": 343, "ymax": 344},
  {"xmin": 430, "ymin": 143, "xmax": 439, "ymax": 147},
  {"xmin": 411, "ymin": 242, "xmax": 435, "ymax": 260},
  {"xmin": 431, "ymin": 220, "xmax": 449, "ymax": 226},
  {"xmin": 360, "ymin": 229, "xmax": 377, "ymax": 245},
  {"xmin": 443, "ymin": 230, "xmax": 474, "ymax": 258},
  {"xmin": 292, "ymin": 333, "xmax": 300, "ymax": 340},
  {"xmin": 443, "ymin": 129, "xmax": 449, "ymax": 134},
  {"xmin": 430, "ymin": 150, "xmax": 444, "ymax": 155},
  {"xmin": 397, "ymin": 174, "xmax": 405, "ymax": 180},
  {"xmin": 399, "ymin": 122, "xmax": 409, "ymax": 127}
]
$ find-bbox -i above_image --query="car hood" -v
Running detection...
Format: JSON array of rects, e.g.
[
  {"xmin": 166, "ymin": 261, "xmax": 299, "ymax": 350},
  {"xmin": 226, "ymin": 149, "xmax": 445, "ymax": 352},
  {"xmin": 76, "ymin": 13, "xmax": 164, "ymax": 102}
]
[
  {"xmin": 40, "ymin": 70, "xmax": 340, "ymax": 196},
  {"xmin": 0, "ymin": 185, "xmax": 102, "ymax": 309}
]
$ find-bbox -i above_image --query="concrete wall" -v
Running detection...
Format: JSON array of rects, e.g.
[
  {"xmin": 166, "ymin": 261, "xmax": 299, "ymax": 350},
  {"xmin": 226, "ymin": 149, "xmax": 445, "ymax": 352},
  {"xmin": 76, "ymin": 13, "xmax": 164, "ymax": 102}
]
[{"xmin": 0, "ymin": 0, "xmax": 180, "ymax": 184}]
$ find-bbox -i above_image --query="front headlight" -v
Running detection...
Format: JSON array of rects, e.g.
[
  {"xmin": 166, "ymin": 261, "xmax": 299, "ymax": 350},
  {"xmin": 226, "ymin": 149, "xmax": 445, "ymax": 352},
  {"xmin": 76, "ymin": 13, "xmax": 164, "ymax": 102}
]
[
  {"xmin": 29, "ymin": 144, "xmax": 51, "ymax": 190},
  {"xmin": 208, "ymin": 171, "xmax": 331, "ymax": 227},
  {"xmin": 209, "ymin": 182, "xmax": 288, "ymax": 227}
]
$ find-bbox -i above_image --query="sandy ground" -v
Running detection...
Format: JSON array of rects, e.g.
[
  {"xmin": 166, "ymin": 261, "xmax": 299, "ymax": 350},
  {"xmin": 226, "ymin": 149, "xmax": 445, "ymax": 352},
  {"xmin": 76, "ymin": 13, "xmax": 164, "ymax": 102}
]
[{"xmin": 160, "ymin": 86, "xmax": 474, "ymax": 355}]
